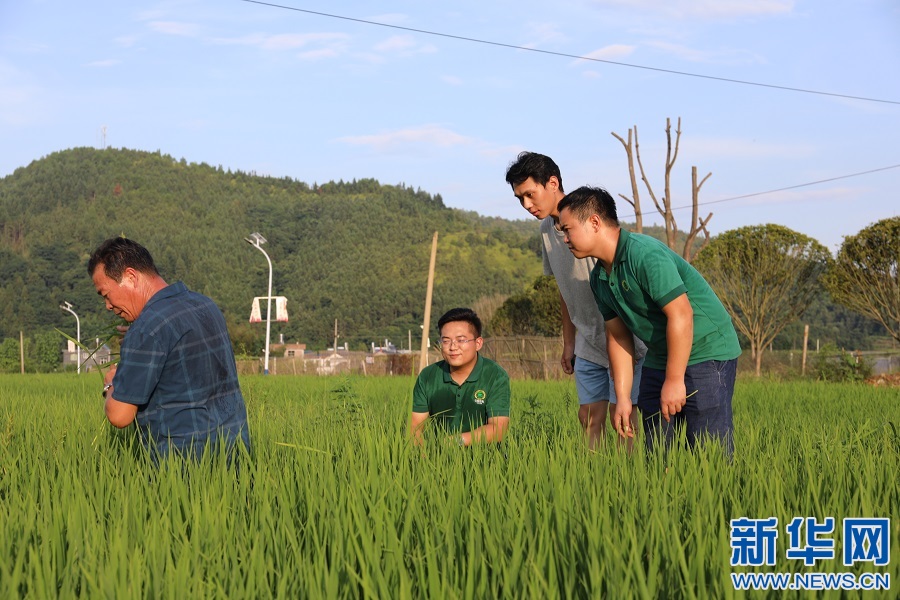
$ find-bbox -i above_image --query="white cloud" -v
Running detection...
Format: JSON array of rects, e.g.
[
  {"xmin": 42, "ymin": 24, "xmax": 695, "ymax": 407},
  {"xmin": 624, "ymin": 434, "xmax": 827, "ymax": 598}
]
[{"xmin": 442, "ymin": 75, "xmax": 463, "ymax": 86}]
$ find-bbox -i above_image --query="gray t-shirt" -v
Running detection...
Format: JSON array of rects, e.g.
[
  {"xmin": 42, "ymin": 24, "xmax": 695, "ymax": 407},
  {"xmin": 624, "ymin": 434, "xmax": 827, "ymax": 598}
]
[{"xmin": 541, "ymin": 217, "xmax": 646, "ymax": 366}]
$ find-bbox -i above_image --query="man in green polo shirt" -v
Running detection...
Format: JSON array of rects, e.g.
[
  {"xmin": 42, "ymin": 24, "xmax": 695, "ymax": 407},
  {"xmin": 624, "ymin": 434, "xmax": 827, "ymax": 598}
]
[
  {"xmin": 410, "ymin": 308, "xmax": 511, "ymax": 447},
  {"xmin": 557, "ymin": 186, "xmax": 741, "ymax": 456}
]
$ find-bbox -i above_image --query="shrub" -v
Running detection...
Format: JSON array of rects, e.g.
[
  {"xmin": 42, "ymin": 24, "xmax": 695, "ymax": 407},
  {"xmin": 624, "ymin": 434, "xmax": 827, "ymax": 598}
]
[{"xmin": 811, "ymin": 344, "xmax": 874, "ymax": 382}]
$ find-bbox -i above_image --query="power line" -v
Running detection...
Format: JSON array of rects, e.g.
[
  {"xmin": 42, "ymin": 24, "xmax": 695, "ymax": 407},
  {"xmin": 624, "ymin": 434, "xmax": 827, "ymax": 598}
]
[
  {"xmin": 626, "ymin": 163, "xmax": 900, "ymax": 219},
  {"xmin": 240, "ymin": 0, "xmax": 900, "ymax": 106}
]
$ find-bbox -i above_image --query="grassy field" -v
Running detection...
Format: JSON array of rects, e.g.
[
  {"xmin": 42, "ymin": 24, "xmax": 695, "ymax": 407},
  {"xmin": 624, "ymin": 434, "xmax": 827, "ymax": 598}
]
[{"xmin": 0, "ymin": 374, "xmax": 897, "ymax": 598}]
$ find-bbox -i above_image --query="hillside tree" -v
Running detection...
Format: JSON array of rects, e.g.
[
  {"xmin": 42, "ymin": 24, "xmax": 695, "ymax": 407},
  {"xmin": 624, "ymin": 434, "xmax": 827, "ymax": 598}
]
[
  {"xmin": 491, "ymin": 276, "xmax": 561, "ymax": 337},
  {"xmin": 822, "ymin": 216, "xmax": 900, "ymax": 343},
  {"xmin": 693, "ymin": 224, "xmax": 832, "ymax": 376}
]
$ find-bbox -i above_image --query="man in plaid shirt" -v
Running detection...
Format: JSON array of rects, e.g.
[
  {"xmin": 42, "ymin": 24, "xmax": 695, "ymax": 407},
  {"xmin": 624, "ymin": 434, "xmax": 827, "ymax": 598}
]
[{"xmin": 89, "ymin": 237, "xmax": 251, "ymax": 459}]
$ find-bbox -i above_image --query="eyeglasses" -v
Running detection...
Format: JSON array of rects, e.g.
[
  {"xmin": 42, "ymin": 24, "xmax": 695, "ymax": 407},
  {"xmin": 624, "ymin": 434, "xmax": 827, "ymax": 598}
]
[{"xmin": 438, "ymin": 337, "xmax": 477, "ymax": 349}]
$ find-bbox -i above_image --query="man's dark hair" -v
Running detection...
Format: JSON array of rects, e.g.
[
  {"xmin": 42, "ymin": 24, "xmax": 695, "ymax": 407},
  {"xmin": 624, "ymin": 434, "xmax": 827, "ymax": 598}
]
[
  {"xmin": 557, "ymin": 186, "xmax": 620, "ymax": 227},
  {"xmin": 438, "ymin": 307, "xmax": 482, "ymax": 338},
  {"xmin": 88, "ymin": 237, "xmax": 161, "ymax": 281},
  {"xmin": 505, "ymin": 151, "xmax": 564, "ymax": 193}
]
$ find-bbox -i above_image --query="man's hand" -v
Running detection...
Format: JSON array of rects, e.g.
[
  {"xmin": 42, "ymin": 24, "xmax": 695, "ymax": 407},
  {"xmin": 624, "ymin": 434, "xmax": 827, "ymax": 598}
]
[
  {"xmin": 613, "ymin": 398, "xmax": 635, "ymax": 438},
  {"xmin": 103, "ymin": 364, "xmax": 117, "ymax": 387},
  {"xmin": 660, "ymin": 294, "xmax": 692, "ymax": 423},
  {"xmin": 660, "ymin": 378, "xmax": 687, "ymax": 422},
  {"xmin": 409, "ymin": 412, "xmax": 429, "ymax": 447},
  {"xmin": 559, "ymin": 291, "xmax": 576, "ymax": 375}
]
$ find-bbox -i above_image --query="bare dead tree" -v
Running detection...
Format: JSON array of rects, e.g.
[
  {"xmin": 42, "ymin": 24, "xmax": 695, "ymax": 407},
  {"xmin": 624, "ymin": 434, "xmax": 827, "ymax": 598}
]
[
  {"xmin": 612, "ymin": 117, "xmax": 713, "ymax": 262},
  {"xmin": 683, "ymin": 166, "xmax": 714, "ymax": 260},
  {"xmin": 611, "ymin": 128, "xmax": 643, "ymax": 232},
  {"xmin": 661, "ymin": 117, "xmax": 681, "ymax": 249}
]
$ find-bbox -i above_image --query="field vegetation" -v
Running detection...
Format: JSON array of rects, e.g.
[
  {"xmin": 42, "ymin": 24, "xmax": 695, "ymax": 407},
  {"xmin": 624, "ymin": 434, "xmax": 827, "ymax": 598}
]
[{"xmin": 1, "ymin": 374, "xmax": 897, "ymax": 598}]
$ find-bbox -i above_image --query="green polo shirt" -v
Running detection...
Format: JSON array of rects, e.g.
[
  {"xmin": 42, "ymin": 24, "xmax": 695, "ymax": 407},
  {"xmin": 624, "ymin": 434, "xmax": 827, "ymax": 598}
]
[
  {"xmin": 412, "ymin": 355, "xmax": 510, "ymax": 433},
  {"xmin": 589, "ymin": 229, "xmax": 741, "ymax": 370}
]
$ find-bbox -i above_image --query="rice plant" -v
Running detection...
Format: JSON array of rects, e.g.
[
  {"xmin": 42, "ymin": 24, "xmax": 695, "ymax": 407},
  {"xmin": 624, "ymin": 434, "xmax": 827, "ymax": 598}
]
[{"xmin": 0, "ymin": 375, "xmax": 896, "ymax": 598}]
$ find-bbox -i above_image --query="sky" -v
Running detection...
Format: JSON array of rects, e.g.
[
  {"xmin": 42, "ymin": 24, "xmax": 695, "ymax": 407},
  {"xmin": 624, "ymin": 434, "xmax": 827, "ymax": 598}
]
[{"xmin": 2, "ymin": 0, "xmax": 898, "ymax": 253}]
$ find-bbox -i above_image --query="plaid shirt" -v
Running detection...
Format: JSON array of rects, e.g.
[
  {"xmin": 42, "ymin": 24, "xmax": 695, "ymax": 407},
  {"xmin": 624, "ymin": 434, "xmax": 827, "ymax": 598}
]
[{"xmin": 113, "ymin": 282, "xmax": 250, "ymax": 457}]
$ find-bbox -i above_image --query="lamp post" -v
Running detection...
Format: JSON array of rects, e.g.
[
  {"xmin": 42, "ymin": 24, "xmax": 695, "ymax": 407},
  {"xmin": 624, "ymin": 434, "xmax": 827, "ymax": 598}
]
[
  {"xmin": 59, "ymin": 301, "xmax": 81, "ymax": 374},
  {"xmin": 245, "ymin": 232, "xmax": 273, "ymax": 375}
]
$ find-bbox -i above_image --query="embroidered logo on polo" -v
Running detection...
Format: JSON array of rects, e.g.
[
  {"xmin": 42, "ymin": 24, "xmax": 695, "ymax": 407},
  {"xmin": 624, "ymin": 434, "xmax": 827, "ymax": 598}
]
[
  {"xmin": 473, "ymin": 389, "xmax": 486, "ymax": 404},
  {"xmin": 621, "ymin": 278, "xmax": 631, "ymax": 292}
]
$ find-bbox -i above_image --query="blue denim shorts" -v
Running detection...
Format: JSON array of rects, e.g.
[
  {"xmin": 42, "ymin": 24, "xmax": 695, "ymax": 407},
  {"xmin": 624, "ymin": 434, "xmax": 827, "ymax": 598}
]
[
  {"xmin": 574, "ymin": 356, "xmax": 610, "ymax": 406},
  {"xmin": 637, "ymin": 358, "xmax": 736, "ymax": 456},
  {"xmin": 575, "ymin": 356, "xmax": 646, "ymax": 406}
]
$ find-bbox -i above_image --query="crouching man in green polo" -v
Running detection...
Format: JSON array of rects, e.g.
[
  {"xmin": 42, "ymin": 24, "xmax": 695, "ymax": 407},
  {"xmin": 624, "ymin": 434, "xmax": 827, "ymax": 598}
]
[{"xmin": 410, "ymin": 308, "xmax": 511, "ymax": 447}]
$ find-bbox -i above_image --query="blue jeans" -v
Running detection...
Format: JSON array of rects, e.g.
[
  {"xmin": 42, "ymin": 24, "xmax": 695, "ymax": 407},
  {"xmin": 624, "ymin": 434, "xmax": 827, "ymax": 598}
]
[{"xmin": 637, "ymin": 358, "xmax": 736, "ymax": 457}]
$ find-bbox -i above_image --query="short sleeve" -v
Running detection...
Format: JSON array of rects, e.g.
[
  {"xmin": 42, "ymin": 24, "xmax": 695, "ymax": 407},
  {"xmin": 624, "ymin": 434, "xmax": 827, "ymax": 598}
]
[
  {"xmin": 486, "ymin": 368, "xmax": 511, "ymax": 418},
  {"xmin": 112, "ymin": 329, "xmax": 166, "ymax": 407},
  {"xmin": 412, "ymin": 372, "xmax": 430, "ymax": 413},
  {"xmin": 541, "ymin": 244, "xmax": 553, "ymax": 276},
  {"xmin": 633, "ymin": 247, "xmax": 687, "ymax": 308}
]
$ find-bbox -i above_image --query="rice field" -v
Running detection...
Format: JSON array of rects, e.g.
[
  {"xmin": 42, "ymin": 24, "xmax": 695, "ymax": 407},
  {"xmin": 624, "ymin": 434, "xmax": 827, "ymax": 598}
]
[{"xmin": 0, "ymin": 374, "xmax": 897, "ymax": 598}]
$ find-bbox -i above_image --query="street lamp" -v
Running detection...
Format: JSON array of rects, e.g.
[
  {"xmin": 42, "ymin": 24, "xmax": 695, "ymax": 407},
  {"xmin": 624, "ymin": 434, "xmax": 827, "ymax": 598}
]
[
  {"xmin": 59, "ymin": 301, "xmax": 81, "ymax": 374},
  {"xmin": 244, "ymin": 232, "xmax": 273, "ymax": 375}
]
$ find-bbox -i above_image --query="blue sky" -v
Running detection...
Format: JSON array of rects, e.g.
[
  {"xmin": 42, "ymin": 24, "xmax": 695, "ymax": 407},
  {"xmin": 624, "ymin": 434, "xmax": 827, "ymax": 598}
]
[{"xmin": 2, "ymin": 0, "xmax": 898, "ymax": 252}]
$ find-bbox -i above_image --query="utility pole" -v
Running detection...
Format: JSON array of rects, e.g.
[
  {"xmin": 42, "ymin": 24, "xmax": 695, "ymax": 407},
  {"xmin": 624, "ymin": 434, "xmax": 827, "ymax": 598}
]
[
  {"xmin": 419, "ymin": 231, "xmax": 438, "ymax": 373},
  {"xmin": 333, "ymin": 319, "xmax": 339, "ymax": 354},
  {"xmin": 801, "ymin": 324, "xmax": 809, "ymax": 376},
  {"xmin": 245, "ymin": 232, "xmax": 273, "ymax": 375},
  {"xmin": 60, "ymin": 301, "xmax": 81, "ymax": 374}
]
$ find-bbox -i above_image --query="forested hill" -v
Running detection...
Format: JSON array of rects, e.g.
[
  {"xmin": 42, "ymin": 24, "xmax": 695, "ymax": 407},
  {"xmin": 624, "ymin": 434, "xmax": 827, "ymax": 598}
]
[{"xmin": 0, "ymin": 147, "xmax": 543, "ymax": 350}]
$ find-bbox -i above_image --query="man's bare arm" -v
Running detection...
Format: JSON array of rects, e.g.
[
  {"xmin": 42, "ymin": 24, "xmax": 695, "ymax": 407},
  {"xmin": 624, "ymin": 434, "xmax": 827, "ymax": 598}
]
[
  {"xmin": 660, "ymin": 293, "xmax": 692, "ymax": 422},
  {"xmin": 461, "ymin": 416, "xmax": 510, "ymax": 446},
  {"xmin": 409, "ymin": 411, "xmax": 430, "ymax": 446},
  {"xmin": 606, "ymin": 317, "xmax": 636, "ymax": 438},
  {"xmin": 559, "ymin": 291, "xmax": 576, "ymax": 374}
]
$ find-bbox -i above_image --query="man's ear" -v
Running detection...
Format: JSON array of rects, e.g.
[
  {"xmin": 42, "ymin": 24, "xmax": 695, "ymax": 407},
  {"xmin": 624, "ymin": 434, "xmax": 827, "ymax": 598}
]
[
  {"xmin": 119, "ymin": 267, "xmax": 139, "ymax": 288},
  {"xmin": 546, "ymin": 175, "xmax": 560, "ymax": 192},
  {"xmin": 475, "ymin": 337, "xmax": 484, "ymax": 352}
]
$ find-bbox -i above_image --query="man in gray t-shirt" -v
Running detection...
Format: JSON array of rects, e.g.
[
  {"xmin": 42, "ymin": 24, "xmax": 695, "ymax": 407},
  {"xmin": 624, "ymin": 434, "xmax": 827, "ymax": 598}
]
[{"xmin": 506, "ymin": 151, "xmax": 646, "ymax": 449}]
